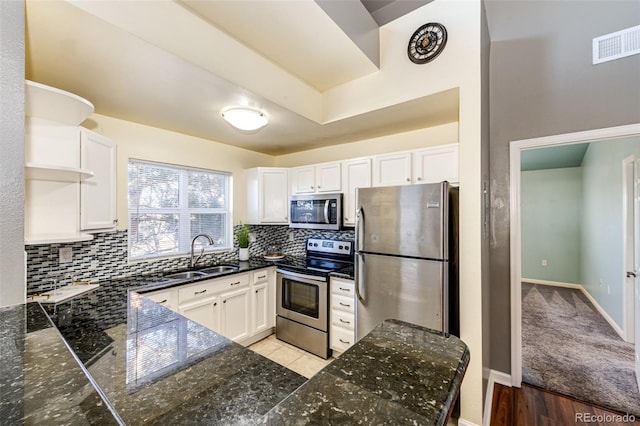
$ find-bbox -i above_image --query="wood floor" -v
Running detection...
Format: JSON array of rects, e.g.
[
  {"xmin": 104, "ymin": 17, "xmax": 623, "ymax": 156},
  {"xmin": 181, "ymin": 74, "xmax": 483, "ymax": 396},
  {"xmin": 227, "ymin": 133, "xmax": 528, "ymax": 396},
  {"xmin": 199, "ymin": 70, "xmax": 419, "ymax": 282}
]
[{"xmin": 490, "ymin": 383, "xmax": 640, "ymax": 426}]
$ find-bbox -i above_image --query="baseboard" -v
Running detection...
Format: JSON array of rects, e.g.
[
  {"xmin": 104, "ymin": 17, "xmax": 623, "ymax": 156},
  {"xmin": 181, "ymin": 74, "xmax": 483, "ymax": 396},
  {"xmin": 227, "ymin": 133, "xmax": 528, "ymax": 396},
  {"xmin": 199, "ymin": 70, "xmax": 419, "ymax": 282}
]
[
  {"xmin": 521, "ymin": 279, "xmax": 625, "ymax": 340},
  {"xmin": 578, "ymin": 287, "xmax": 625, "ymax": 339},
  {"xmin": 458, "ymin": 418, "xmax": 481, "ymax": 426},
  {"xmin": 482, "ymin": 369, "xmax": 512, "ymax": 426},
  {"xmin": 521, "ymin": 278, "xmax": 582, "ymax": 289}
]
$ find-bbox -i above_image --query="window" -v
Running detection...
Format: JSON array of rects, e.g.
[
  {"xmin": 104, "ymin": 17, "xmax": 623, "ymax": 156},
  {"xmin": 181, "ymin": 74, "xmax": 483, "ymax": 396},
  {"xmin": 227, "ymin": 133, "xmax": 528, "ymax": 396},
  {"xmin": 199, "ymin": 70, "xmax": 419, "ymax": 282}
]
[{"xmin": 128, "ymin": 160, "xmax": 231, "ymax": 260}]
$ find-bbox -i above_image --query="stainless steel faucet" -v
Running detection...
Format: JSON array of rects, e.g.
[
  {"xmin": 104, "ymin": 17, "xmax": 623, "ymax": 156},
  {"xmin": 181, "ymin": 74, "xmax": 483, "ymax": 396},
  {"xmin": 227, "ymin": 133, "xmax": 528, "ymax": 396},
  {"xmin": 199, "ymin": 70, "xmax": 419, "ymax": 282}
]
[{"xmin": 190, "ymin": 234, "xmax": 214, "ymax": 268}]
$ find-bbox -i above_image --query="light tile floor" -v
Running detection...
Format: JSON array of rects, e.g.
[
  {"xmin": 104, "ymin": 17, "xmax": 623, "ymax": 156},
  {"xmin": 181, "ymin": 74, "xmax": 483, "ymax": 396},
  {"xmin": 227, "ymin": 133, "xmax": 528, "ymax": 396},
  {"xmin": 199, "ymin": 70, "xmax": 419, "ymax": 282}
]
[{"xmin": 248, "ymin": 334, "xmax": 333, "ymax": 378}]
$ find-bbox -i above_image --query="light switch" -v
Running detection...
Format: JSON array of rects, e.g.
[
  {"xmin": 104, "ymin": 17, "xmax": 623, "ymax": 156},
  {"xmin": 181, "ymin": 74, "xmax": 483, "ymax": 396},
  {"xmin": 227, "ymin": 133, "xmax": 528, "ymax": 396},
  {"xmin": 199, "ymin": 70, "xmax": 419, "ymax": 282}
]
[{"xmin": 541, "ymin": 259, "xmax": 548, "ymax": 267}]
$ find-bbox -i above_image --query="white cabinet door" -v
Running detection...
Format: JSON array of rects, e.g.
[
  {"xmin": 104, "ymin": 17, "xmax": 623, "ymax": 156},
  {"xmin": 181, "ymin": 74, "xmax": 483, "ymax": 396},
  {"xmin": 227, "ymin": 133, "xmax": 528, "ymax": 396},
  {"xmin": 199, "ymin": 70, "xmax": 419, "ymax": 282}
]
[
  {"xmin": 291, "ymin": 162, "xmax": 341, "ymax": 194},
  {"xmin": 372, "ymin": 152, "xmax": 412, "ymax": 187},
  {"xmin": 291, "ymin": 165, "xmax": 316, "ymax": 194},
  {"xmin": 80, "ymin": 129, "xmax": 117, "ymax": 230},
  {"xmin": 246, "ymin": 168, "xmax": 289, "ymax": 224},
  {"xmin": 179, "ymin": 296, "xmax": 221, "ymax": 333},
  {"xmin": 316, "ymin": 162, "xmax": 341, "ymax": 192},
  {"xmin": 221, "ymin": 287, "xmax": 251, "ymax": 342},
  {"xmin": 341, "ymin": 158, "xmax": 371, "ymax": 226},
  {"xmin": 251, "ymin": 282, "xmax": 271, "ymax": 335},
  {"xmin": 412, "ymin": 144, "xmax": 459, "ymax": 184}
]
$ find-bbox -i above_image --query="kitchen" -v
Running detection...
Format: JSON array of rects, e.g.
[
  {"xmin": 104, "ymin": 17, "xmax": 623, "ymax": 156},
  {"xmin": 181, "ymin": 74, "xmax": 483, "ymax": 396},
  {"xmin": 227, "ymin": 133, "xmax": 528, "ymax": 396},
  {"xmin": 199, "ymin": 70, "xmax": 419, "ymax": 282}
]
[
  {"xmin": 2, "ymin": 0, "xmax": 638, "ymax": 425},
  {"xmin": 3, "ymin": 0, "xmax": 481, "ymax": 424}
]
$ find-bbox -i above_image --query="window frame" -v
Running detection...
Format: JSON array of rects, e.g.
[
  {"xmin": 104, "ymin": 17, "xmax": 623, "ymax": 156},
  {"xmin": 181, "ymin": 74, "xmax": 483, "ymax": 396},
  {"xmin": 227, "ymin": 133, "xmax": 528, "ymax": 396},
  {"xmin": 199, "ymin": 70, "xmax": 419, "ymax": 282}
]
[{"xmin": 127, "ymin": 159, "xmax": 233, "ymax": 262}]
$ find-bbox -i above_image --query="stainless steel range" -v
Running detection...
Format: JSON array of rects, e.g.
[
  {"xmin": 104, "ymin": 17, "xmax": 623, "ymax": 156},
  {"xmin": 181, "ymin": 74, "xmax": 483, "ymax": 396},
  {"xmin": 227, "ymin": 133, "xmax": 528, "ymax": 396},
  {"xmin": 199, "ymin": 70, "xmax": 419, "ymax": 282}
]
[{"xmin": 275, "ymin": 238, "xmax": 353, "ymax": 359}]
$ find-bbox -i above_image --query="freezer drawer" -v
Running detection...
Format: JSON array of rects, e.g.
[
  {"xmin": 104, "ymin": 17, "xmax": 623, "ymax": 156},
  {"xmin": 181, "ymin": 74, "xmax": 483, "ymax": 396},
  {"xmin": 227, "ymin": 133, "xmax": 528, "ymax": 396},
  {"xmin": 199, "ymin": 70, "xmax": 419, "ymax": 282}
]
[{"xmin": 355, "ymin": 252, "xmax": 447, "ymax": 340}]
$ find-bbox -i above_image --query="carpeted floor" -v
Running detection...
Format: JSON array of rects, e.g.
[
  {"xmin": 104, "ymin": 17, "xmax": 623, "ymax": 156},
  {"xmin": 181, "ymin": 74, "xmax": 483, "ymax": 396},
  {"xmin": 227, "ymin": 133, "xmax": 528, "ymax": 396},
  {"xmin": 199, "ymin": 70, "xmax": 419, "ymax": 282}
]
[{"xmin": 522, "ymin": 282, "xmax": 640, "ymax": 417}]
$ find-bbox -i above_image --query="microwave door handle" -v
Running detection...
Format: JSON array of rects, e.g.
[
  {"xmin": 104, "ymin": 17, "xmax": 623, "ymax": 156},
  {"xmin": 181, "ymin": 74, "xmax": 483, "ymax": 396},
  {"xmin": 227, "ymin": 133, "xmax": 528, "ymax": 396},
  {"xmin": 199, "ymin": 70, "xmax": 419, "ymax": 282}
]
[{"xmin": 323, "ymin": 200, "xmax": 330, "ymax": 224}]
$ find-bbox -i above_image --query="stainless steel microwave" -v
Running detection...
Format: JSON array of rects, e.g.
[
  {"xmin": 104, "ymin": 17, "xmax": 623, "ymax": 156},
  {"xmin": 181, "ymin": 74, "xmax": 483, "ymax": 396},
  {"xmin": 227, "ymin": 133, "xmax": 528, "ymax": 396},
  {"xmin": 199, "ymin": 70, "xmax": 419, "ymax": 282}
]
[{"xmin": 289, "ymin": 193, "xmax": 342, "ymax": 230}]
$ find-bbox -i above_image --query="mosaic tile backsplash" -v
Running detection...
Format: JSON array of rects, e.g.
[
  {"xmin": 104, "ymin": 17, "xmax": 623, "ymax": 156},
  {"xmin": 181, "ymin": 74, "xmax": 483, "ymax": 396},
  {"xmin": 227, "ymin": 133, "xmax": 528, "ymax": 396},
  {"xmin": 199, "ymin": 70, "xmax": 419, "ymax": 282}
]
[{"xmin": 26, "ymin": 225, "xmax": 354, "ymax": 294}]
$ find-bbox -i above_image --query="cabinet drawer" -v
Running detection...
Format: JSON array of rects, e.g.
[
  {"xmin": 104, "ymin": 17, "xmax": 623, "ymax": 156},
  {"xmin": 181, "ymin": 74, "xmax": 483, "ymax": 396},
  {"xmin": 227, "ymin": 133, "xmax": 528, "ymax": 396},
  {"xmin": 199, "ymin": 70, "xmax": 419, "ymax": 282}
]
[
  {"xmin": 253, "ymin": 269, "xmax": 270, "ymax": 284},
  {"xmin": 331, "ymin": 309, "xmax": 355, "ymax": 331},
  {"xmin": 331, "ymin": 294, "xmax": 355, "ymax": 314},
  {"xmin": 179, "ymin": 274, "xmax": 249, "ymax": 304},
  {"xmin": 331, "ymin": 279, "xmax": 354, "ymax": 297},
  {"xmin": 144, "ymin": 289, "xmax": 177, "ymax": 310},
  {"xmin": 330, "ymin": 326, "xmax": 355, "ymax": 352}
]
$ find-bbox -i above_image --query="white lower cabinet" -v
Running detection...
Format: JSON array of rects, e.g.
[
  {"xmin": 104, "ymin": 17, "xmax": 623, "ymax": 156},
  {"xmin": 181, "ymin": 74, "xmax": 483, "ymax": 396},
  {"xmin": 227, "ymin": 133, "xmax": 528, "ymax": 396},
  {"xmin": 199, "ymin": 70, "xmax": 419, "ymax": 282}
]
[
  {"xmin": 329, "ymin": 277, "xmax": 356, "ymax": 354},
  {"xmin": 179, "ymin": 296, "xmax": 221, "ymax": 333},
  {"xmin": 251, "ymin": 268, "xmax": 275, "ymax": 335},
  {"xmin": 143, "ymin": 267, "xmax": 275, "ymax": 345},
  {"xmin": 220, "ymin": 287, "xmax": 250, "ymax": 342}
]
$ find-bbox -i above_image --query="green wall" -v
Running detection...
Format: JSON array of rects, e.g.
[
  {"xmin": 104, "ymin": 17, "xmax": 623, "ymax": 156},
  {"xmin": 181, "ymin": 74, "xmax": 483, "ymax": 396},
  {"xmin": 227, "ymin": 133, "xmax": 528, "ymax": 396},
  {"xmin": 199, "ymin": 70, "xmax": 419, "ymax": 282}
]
[
  {"xmin": 521, "ymin": 168, "xmax": 582, "ymax": 283},
  {"xmin": 581, "ymin": 137, "xmax": 640, "ymax": 329}
]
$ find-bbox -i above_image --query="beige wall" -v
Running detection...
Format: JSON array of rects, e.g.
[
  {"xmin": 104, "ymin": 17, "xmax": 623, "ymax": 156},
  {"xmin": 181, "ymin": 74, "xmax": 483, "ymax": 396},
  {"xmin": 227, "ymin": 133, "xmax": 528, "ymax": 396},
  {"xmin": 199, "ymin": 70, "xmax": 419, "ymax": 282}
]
[
  {"xmin": 275, "ymin": 122, "xmax": 458, "ymax": 167},
  {"xmin": 84, "ymin": 113, "xmax": 275, "ymax": 228}
]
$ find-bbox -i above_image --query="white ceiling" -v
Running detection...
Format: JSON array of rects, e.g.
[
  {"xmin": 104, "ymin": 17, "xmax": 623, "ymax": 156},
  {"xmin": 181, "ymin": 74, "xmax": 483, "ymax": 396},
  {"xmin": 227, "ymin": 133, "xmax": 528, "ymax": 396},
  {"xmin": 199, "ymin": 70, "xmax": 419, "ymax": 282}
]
[{"xmin": 25, "ymin": 0, "xmax": 459, "ymax": 156}]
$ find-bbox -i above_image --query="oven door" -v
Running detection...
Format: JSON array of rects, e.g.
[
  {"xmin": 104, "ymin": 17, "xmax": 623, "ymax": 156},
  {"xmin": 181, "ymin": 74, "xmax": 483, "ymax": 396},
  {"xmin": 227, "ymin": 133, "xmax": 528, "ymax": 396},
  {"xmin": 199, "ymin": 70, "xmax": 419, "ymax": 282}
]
[{"xmin": 276, "ymin": 270, "xmax": 328, "ymax": 331}]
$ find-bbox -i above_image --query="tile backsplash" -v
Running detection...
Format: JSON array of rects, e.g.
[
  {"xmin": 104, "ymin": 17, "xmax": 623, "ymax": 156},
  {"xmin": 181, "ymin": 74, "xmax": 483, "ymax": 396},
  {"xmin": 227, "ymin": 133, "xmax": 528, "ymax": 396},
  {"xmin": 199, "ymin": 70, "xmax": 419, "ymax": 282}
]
[{"xmin": 26, "ymin": 225, "xmax": 354, "ymax": 294}]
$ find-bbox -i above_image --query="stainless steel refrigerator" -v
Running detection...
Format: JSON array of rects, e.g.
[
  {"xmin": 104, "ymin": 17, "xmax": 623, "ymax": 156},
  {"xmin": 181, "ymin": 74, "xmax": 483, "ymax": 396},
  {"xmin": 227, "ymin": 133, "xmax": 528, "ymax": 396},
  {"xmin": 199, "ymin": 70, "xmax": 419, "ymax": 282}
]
[{"xmin": 355, "ymin": 181, "xmax": 459, "ymax": 340}]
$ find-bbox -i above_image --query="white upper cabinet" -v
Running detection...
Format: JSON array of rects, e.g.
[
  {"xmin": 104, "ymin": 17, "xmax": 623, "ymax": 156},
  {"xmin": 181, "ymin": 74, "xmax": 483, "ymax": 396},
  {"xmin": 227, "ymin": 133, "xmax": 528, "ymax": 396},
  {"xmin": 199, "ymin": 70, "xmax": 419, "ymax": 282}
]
[
  {"xmin": 291, "ymin": 162, "xmax": 341, "ymax": 194},
  {"xmin": 245, "ymin": 167, "xmax": 289, "ymax": 224},
  {"xmin": 24, "ymin": 80, "xmax": 117, "ymax": 244},
  {"xmin": 80, "ymin": 129, "xmax": 117, "ymax": 230},
  {"xmin": 371, "ymin": 152, "xmax": 412, "ymax": 187},
  {"xmin": 290, "ymin": 165, "xmax": 316, "ymax": 194},
  {"xmin": 412, "ymin": 144, "xmax": 459, "ymax": 184},
  {"xmin": 341, "ymin": 158, "xmax": 371, "ymax": 226}
]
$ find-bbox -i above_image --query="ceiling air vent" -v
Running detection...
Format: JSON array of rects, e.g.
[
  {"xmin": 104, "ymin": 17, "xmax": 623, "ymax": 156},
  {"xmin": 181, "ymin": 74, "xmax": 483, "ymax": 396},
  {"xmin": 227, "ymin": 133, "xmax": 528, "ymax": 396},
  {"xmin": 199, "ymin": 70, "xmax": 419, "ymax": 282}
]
[{"xmin": 593, "ymin": 24, "xmax": 640, "ymax": 64}]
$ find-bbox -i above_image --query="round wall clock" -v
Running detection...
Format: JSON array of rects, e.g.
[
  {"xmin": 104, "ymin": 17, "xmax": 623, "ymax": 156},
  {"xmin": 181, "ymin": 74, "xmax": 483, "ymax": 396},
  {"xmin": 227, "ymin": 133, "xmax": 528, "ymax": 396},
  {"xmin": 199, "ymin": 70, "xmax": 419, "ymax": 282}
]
[{"xmin": 407, "ymin": 22, "xmax": 447, "ymax": 64}]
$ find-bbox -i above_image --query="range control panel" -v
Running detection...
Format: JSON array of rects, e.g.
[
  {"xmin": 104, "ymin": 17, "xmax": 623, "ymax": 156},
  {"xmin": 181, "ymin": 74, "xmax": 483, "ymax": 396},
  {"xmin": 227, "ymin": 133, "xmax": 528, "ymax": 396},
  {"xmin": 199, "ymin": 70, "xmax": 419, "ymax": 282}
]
[{"xmin": 307, "ymin": 238, "xmax": 352, "ymax": 256}]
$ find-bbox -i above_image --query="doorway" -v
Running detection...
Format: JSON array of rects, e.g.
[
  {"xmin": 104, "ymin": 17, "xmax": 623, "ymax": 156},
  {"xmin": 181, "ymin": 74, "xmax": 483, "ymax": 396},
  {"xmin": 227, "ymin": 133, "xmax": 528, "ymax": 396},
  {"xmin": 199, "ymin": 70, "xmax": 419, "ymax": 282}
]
[{"xmin": 509, "ymin": 123, "xmax": 640, "ymax": 387}]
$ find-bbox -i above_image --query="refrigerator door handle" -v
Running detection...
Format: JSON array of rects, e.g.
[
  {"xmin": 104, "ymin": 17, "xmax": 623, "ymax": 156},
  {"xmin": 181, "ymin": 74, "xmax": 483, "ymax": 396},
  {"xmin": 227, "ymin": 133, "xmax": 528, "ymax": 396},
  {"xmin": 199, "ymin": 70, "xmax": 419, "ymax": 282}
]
[
  {"xmin": 355, "ymin": 252, "xmax": 365, "ymax": 302},
  {"xmin": 355, "ymin": 207, "xmax": 365, "ymax": 252},
  {"xmin": 323, "ymin": 200, "xmax": 330, "ymax": 224}
]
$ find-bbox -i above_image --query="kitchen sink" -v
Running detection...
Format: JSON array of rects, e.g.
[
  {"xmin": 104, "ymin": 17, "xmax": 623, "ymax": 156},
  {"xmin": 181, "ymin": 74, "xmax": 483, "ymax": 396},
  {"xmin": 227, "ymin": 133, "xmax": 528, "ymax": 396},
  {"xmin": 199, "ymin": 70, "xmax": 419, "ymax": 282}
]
[
  {"xmin": 164, "ymin": 271, "xmax": 208, "ymax": 280},
  {"xmin": 199, "ymin": 265, "xmax": 239, "ymax": 275}
]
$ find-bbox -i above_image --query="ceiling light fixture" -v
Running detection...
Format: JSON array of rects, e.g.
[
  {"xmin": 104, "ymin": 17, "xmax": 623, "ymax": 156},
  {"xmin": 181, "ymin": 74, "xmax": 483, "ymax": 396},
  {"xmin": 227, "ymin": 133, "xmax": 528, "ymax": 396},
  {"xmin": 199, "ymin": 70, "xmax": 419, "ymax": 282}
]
[{"xmin": 221, "ymin": 107, "xmax": 268, "ymax": 131}]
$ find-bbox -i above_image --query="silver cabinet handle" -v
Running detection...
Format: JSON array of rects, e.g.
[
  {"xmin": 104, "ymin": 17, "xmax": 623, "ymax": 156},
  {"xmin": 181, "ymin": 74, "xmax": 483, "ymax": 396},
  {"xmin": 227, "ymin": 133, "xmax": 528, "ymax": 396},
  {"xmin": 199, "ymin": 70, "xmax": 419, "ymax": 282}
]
[
  {"xmin": 339, "ymin": 302, "xmax": 351, "ymax": 307},
  {"xmin": 258, "ymin": 275, "xmax": 266, "ymax": 279},
  {"xmin": 627, "ymin": 271, "xmax": 637, "ymax": 278},
  {"xmin": 230, "ymin": 281, "xmax": 241, "ymax": 286},
  {"xmin": 194, "ymin": 289, "xmax": 207, "ymax": 295},
  {"xmin": 158, "ymin": 299, "xmax": 167, "ymax": 304},
  {"xmin": 339, "ymin": 287, "xmax": 351, "ymax": 292},
  {"xmin": 339, "ymin": 339, "xmax": 350, "ymax": 344},
  {"xmin": 339, "ymin": 318, "xmax": 350, "ymax": 324}
]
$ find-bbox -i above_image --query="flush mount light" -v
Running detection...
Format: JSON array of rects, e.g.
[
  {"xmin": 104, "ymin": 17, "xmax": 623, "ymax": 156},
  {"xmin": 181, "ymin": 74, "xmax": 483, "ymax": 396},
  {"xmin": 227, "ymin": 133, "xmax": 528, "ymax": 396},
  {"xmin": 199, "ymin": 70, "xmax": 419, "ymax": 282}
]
[{"xmin": 221, "ymin": 107, "xmax": 268, "ymax": 131}]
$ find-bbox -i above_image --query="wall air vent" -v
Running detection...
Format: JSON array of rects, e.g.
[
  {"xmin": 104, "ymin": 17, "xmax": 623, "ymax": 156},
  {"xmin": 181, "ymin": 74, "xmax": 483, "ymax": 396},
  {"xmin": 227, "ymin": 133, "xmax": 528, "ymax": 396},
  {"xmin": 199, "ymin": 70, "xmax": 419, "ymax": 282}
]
[{"xmin": 593, "ymin": 24, "xmax": 640, "ymax": 64}]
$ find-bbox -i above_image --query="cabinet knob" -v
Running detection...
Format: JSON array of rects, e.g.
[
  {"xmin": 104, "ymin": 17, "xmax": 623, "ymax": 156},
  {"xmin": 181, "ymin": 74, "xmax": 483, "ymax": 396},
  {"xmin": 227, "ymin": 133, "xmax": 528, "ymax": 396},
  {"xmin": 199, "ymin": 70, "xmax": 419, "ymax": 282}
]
[
  {"xmin": 113, "ymin": 219, "xmax": 119, "ymax": 225},
  {"xmin": 213, "ymin": 302, "xmax": 217, "ymax": 306},
  {"xmin": 417, "ymin": 177, "xmax": 422, "ymax": 181},
  {"xmin": 344, "ymin": 217, "xmax": 349, "ymax": 221},
  {"xmin": 317, "ymin": 185, "xmax": 321, "ymax": 189},
  {"xmin": 406, "ymin": 178, "xmax": 410, "ymax": 182},
  {"xmin": 255, "ymin": 290, "xmax": 259, "ymax": 294},
  {"xmin": 223, "ymin": 300, "xmax": 226, "ymax": 304},
  {"xmin": 310, "ymin": 186, "xmax": 314, "ymax": 189}
]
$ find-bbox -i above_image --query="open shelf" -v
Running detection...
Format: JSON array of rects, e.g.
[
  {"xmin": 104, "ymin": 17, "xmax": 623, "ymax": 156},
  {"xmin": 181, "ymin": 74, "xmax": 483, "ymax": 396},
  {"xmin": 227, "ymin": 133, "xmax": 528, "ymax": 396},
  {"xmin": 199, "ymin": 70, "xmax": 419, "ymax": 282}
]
[
  {"xmin": 25, "ymin": 163, "xmax": 94, "ymax": 181},
  {"xmin": 26, "ymin": 80, "xmax": 94, "ymax": 126}
]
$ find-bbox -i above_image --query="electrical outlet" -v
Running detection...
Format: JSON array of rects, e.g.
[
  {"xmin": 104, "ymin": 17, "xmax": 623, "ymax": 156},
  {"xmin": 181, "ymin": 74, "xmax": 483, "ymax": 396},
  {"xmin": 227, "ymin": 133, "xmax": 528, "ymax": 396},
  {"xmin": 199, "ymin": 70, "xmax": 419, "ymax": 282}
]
[
  {"xmin": 59, "ymin": 247, "xmax": 73, "ymax": 264},
  {"xmin": 607, "ymin": 285, "xmax": 611, "ymax": 295},
  {"xmin": 288, "ymin": 231, "xmax": 295, "ymax": 242},
  {"xmin": 249, "ymin": 233, "xmax": 256, "ymax": 243},
  {"xmin": 541, "ymin": 259, "xmax": 548, "ymax": 267}
]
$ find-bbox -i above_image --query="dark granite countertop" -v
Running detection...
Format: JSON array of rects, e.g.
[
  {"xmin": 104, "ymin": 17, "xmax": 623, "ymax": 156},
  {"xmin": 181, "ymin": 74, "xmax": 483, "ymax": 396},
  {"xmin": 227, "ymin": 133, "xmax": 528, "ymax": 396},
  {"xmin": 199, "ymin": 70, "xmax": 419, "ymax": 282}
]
[
  {"xmin": 3, "ymin": 258, "xmax": 469, "ymax": 425},
  {"xmin": 329, "ymin": 265, "xmax": 355, "ymax": 280}
]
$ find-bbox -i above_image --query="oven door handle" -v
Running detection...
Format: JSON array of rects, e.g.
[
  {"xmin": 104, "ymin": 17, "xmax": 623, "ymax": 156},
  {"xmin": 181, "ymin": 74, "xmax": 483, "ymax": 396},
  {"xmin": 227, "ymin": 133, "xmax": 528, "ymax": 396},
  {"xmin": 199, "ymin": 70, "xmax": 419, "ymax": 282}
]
[{"xmin": 276, "ymin": 269, "xmax": 327, "ymax": 283}]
